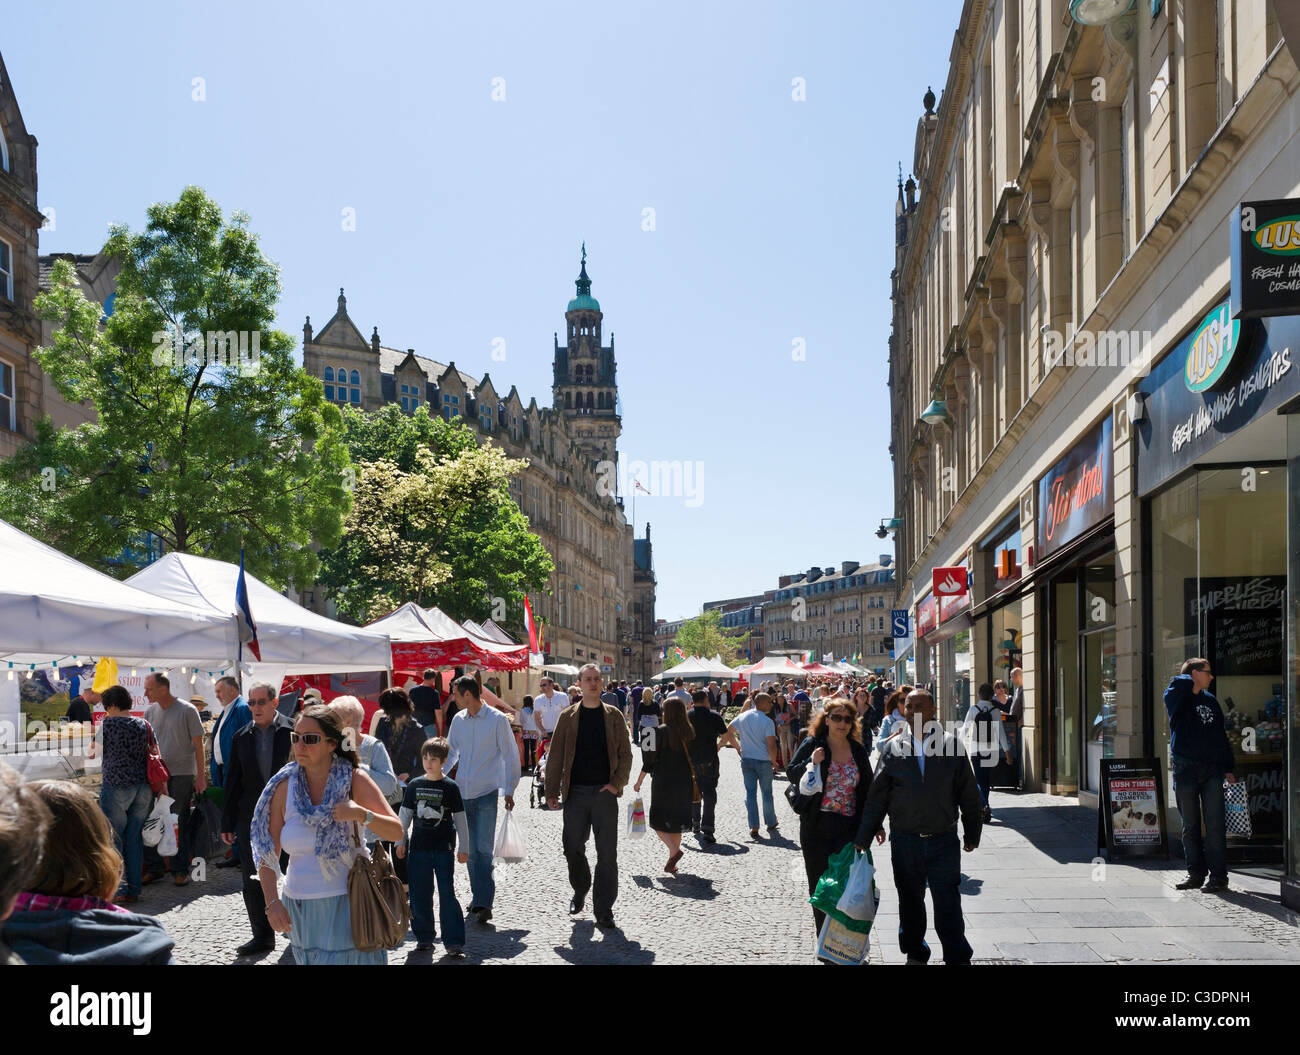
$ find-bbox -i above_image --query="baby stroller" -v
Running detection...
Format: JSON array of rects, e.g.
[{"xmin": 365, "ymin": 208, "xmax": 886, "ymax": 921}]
[{"xmin": 529, "ymin": 735, "xmax": 552, "ymax": 808}]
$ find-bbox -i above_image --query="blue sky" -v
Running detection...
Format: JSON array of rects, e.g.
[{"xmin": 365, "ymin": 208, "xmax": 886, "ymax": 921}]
[{"xmin": 9, "ymin": 0, "xmax": 960, "ymax": 622}]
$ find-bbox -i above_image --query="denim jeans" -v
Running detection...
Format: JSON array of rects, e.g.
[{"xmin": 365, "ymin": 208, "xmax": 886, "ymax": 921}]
[
  {"xmin": 972, "ymin": 752, "xmax": 994, "ymax": 807},
  {"xmin": 1173, "ymin": 756, "xmax": 1228, "ymax": 882},
  {"xmin": 740, "ymin": 758, "xmax": 777, "ymax": 829},
  {"xmin": 462, "ymin": 792, "xmax": 499, "ymax": 910},
  {"xmin": 100, "ymin": 782, "xmax": 152, "ymax": 896},
  {"xmin": 408, "ymin": 847, "xmax": 466, "ymax": 948},
  {"xmin": 561, "ymin": 785, "xmax": 619, "ymax": 917},
  {"xmin": 890, "ymin": 831, "xmax": 972, "ymax": 965}
]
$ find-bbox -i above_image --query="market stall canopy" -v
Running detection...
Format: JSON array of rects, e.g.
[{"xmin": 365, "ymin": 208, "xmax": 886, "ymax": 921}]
[
  {"xmin": 738, "ymin": 655, "xmax": 810, "ymax": 679},
  {"xmin": 479, "ymin": 619, "xmax": 518, "ymax": 645},
  {"xmin": 540, "ymin": 663, "xmax": 579, "ymax": 676},
  {"xmin": 0, "ymin": 518, "xmax": 239, "ymax": 666},
  {"xmin": 369, "ymin": 604, "xmax": 527, "ymax": 671},
  {"xmin": 801, "ymin": 662, "xmax": 840, "ymax": 676},
  {"xmin": 126, "ymin": 553, "xmax": 391, "ymax": 675}
]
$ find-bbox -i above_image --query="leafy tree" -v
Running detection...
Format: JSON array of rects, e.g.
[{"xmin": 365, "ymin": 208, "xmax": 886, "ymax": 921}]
[
  {"xmin": 666, "ymin": 610, "xmax": 748, "ymax": 668},
  {"xmin": 0, "ymin": 187, "xmax": 350, "ymax": 588},
  {"xmin": 320, "ymin": 407, "xmax": 554, "ymax": 624}
]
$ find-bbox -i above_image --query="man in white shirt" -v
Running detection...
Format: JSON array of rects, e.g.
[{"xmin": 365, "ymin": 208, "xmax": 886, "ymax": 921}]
[
  {"xmin": 446, "ymin": 675, "xmax": 522, "ymax": 923},
  {"xmin": 533, "ymin": 677, "xmax": 569, "ymax": 744},
  {"xmin": 961, "ymin": 683, "xmax": 1012, "ymax": 823}
]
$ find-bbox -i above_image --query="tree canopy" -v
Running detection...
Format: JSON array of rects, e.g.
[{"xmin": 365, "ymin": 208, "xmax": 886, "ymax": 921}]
[{"xmin": 663, "ymin": 609, "xmax": 748, "ymax": 669}]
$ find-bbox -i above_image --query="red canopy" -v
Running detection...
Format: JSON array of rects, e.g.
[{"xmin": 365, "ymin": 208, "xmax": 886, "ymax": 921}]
[
  {"xmin": 801, "ymin": 662, "xmax": 840, "ymax": 676},
  {"xmin": 367, "ymin": 602, "xmax": 527, "ymax": 671}
]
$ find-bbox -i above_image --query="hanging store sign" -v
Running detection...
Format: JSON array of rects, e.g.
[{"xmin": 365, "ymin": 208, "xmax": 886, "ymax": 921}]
[
  {"xmin": 1184, "ymin": 301, "xmax": 1241, "ymax": 393},
  {"xmin": 916, "ymin": 596, "xmax": 938, "ymax": 638},
  {"xmin": 1037, "ymin": 416, "xmax": 1113, "ymax": 560},
  {"xmin": 1137, "ymin": 309, "xmax": 1300, "ymax": 496},
  {"xmin": 1231, "ymin": 199, "xmax": 1300, "ymax": 318},
  {"xmin": 933, "ymin": 566, "xmax": 968, "ymax": 598}
]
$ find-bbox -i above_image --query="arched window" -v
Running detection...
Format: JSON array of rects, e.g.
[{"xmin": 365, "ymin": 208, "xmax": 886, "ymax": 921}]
[
  {"xmin": 323, "ymin": 367, "xmax": 334, "ymax": 382},
  {"xmin": 349, "ymin": 370, "xmax": 360, "ymax": 386}
]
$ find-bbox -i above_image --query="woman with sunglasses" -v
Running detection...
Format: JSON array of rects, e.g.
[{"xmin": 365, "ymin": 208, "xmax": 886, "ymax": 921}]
[
  {"xmin": 787, "ymin": 700, "xmax": 875, "ymax": 938},
  {"xmin": 250, "ymin": 705, "xmax": 404, "ymax": 964}
]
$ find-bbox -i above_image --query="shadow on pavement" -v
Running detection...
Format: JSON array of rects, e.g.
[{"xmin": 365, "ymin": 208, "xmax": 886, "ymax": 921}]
[
  {"xmin": 694, "ymin": 840, "xmax": 749, "ymax": 856},
  {"xmin": 983, "ymin": 804, "xmax": 1098, "ymax": 864},
  {"xmin": 554, "ymin": 920, "xmax": 655, "ymax": 964}
]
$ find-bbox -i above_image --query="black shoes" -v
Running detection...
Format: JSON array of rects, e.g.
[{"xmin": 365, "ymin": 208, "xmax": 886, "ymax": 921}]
[
  {"xmin": 236, "ymin": 938, "xmax": 274, "ymax": 956},
  {"xmin": 700, "ymin": 833, "xmax": 716, "ymax": 845},
  {"xmin": 1175, "ymin": 875, "xmax": 1205, "ymax": 890},
  {"xmin": 594, "ymin": 913, "xmax": 616, "ymax": 929},
  {"xmin": 415, "ymin": 941, "xmax": 436, "ymax": 951},
  {"xmin": 476, "ymin": 907, "xmax": 493, "ymax": 923},
  {"xmin": 569, "ymin": 895, "xmax": 584, "ymax": 914},
  {"xmin": 215, "ymin": 855, "xmax": 240, "ymax": 869},
  {"xmin": 905, "ymin": 956, "xmax": 928, "ymax": 965},
  {"xmin": 767, "ymin": 824, "xmax": 779, "ymax": 834},
  {"xmin": 1203, "ymin": 878, "xmax": 1230, "ymax": 893}
]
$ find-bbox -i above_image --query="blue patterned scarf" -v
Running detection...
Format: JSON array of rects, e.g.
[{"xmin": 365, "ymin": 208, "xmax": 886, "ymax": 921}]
[{"xmin": 250, "ymin": 756, "xmax": 357, "ymax": 881}]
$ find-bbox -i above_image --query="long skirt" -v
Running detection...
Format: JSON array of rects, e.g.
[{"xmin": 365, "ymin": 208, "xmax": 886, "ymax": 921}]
[{"xmin": 284, "ymin": 893, "xmax": 387, "ymax": 965}]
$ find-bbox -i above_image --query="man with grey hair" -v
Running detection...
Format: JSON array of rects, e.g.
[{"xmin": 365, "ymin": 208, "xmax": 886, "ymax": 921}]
[
  {"xmin": 855, "ymin": 689, "xmax": 983, "ymax": 965},
  {"xmin": 220, "ymin": 682, "xmax": 292, "ymax": 955},
  {"xmin": 141, "ymin": 671, "xmax": 206, "ymax": 886},
  {"xmin": 329, "ymin": 695, "xmax": 401, "ymax": 819}
]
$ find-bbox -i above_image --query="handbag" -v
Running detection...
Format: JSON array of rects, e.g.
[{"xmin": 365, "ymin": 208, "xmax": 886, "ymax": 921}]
[
  {"xmin": 682, "ymin": 743, "xmax": 702, "ymax": 805},
  {"xmin": 784, "ymin": 740, "xmax": 825, "ymax": 815},
  {"xmin": 146, "ymin": 752, "xmax": 171, "ymax": 796},
  {"xmin": 346, "ymin": 825, "xmax": 411, "ymax": 952}
]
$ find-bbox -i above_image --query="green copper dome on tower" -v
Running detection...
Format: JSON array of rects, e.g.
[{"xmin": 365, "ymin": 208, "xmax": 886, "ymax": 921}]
[{"xmin": 567, "ymin": 242, "xmax": 601, "ymax": 312}]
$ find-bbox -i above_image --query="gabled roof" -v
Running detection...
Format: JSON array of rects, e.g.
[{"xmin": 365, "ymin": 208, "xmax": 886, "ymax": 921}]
[
  {"xmin": 375, "ymin": 346, "xmax": 478, "ymax": 389},
  {"xmin": 311, "ymin": 289, "xmax": 369, "ymax": 350}
]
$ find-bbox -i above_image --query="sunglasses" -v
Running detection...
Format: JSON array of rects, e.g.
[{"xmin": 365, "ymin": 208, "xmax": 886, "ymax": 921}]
[
  {"xmin": 291, "ymin": 732, "xmax": 328, "ymax": 745},
  {"xmin": 827, "ymin": 714, "xmax": 852, "ymax": 724}
]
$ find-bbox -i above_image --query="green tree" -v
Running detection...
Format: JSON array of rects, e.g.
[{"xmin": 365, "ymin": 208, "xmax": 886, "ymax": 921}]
[
  {"xmin": 320, "ymin": 406, "xmax": 554, "ymax": 624},
  {"xmin": 667, "ymin": 610, "xmax": 748, "ymax": 668},
  {"xmin": 0, "ymin": 187, "xmax": 350, "ymax": 587}
]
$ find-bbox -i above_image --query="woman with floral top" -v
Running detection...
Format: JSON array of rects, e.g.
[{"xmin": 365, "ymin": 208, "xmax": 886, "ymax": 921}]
[{"xmin": 786, "ymin": 700, "xmax": 875, "ymax": 937}]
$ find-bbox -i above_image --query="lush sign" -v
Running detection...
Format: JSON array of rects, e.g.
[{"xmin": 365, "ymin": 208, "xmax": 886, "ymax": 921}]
[
  {"xmin": 1037, "ymin": 415, "xmax": 1113, "ymax": 559},
  {"xmin": 1184, "ymin": 302, "xmax": 1240, "ymax": 392},
  {"xmin": 1231, "ymin": 198, "xmax": 1300, "ymax": 318}
]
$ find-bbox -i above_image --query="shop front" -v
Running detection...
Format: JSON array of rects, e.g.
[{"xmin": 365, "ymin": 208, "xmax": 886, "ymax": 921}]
[
  {"xmin": 1032, "ymin": 415, "xmax": 1116, "ymax": 798},
  {"xmin": 1137, "ymin": 295, "xmax": 1300, "ymax": 876},
  {"xmin": 915, "ymin": 567, "xmax": 973, "ymax": 726}
]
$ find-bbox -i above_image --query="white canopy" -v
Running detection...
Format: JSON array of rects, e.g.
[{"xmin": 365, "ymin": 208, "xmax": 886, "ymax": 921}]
[
  {"xmin": 366, "ymin": 603, "xmax": 444, "ymax": 643},
  {"xmin": 126, "ymin": 552, "xmax": 391, "ymax": 675},
  {"xmin": 540, "ymin": 663, "xmax": 579, "ymax": 676},
  {"xmin": 0, "ymin": 519, "xmax": 239, "ymax": 666},
  {"xmin": 480, "ymin": 619, "xmax": 517, "ymax": 645},
  {"xmin": 738, "ymin": 655, "xmax": 809, "ymax": 679}
]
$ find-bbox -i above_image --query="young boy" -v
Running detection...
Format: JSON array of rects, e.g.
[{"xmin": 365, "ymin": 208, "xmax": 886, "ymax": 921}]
[{"xmin": 396, "ymin": 738, "xmax": 469, "ymax": 955}]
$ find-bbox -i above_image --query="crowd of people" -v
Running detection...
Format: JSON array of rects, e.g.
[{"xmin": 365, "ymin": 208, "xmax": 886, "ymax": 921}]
[{"xmin": 0, "ymin": 655, "xmax": 1237, "ymax": 965}]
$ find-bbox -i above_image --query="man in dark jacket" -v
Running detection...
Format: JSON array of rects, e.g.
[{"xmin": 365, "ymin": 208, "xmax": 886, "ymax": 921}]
[
  {"xmin": 1165, "ymin": 658, "xmax": 1237, "ymax": 893},
  {"xmin": 855, "ymin": 689, "xmax": 982, "ymax": 965},
  {"xmin": 220, "ymin": 682, "xmax": 293, "ymax": 955}
]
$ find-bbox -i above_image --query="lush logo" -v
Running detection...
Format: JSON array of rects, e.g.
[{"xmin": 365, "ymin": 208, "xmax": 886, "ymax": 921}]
[
  {"xmin": 1252, "ymin": 215, "xmax": 1300, "ymax": 256},
  {"xmin": 1185, "ymin": 303, "xmax": 1239, "ymax": 393}
]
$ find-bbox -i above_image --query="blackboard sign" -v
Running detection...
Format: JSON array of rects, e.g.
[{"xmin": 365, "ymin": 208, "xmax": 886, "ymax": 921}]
[
  {"xmin": 1210, "ymin": 609, "xmax": 1284, "ymax": 677},
  {"xmin": 1098, "ymin": 758, "xmax": 1169, "ymax": 860}
]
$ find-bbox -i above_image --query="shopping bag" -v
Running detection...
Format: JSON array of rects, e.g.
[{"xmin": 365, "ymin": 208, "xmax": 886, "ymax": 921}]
[
  {"xmin": 493, "ymin": 808, "xmax": 528, "ymax": 864},
  {"xmin": 187, "ymin": 791, "xmax": 225, "ymax": 862},
  {"xmin": 625, "ymin": 796, "xmax": 647, "ymax": 839},
  {"xmin": 816, "ymin": 914, "xmax": 871, "ymax": 966},
  {"xmin": 142, "ymin": 794, "xmax": 174, "ymax": 848},
  {"xmin": 835, "ymin": 849, "xmax": 879, "ymax": 922},
  {"xmin": 156, "ymin": 807, "xmax": 179, "ymax": 858},
  {"xmin": 810, "ymin": 843, "xmax": 873, "ymax": 934},
  {"xmin": 799, "ymin": 761, "xmax": 824, "ymax": 797},
  {"xmin": 1224, "ymin": 780, "xmax": 1252, "ymax": 838}
]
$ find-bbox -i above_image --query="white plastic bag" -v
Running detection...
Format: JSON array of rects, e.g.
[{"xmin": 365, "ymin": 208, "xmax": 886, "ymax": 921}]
[
  {"xmin": 836, "ymin": 850, "xmax": 879, "ymax": 922},
  {"xmin": 493, "ymin": 808, "xmax": 528, "ymax": 864},
  {"xmin": 626, "ymin": 796, "xmax": 647, "ymax": 839},
  {"xmin": 156, "ymin": 807, "xmax": 179, "ymax": 858},
  {"xmin": 799, "ymin": 760, "xmax": 824, "ymax": 797},
  {"xmin": 141, "ymin": 794, "xmax": 174, "ymax": 849}
]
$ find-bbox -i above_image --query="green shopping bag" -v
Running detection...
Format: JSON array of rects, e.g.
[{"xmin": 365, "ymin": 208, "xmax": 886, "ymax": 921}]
[{"xmin": 810, "ymin": 843, "xmax": 875, "ymax": 935}]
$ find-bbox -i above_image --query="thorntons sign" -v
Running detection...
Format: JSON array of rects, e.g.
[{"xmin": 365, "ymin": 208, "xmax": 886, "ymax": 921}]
[
  {"xmin": 1037, "ymin": 415, "xmax": 1114, "ymax": 560},
  {"xmin": 1137, "ymin": 302, "xmax": 1300, "ymax": 497}
]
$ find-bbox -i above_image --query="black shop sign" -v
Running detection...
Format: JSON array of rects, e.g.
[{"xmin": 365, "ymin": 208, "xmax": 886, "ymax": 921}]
[{"xmin": 1231, "ymin": 198, "xmax": 1300, "ymax": 318}]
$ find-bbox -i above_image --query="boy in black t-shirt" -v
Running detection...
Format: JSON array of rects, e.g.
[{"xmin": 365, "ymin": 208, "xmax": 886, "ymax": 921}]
[
  {"xmin": 688, "ymin": 690, "xmax": 729, "ymax": 844},
  {"xmin": 396, "ymin": 738, "xmax": 469, "ymax": 954}
]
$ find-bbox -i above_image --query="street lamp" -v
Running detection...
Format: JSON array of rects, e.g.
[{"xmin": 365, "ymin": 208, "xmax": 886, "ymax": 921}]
[
  {"xmin": 920, "ymin": 390, "xmax": 952, "ymax": 427},
  {"xmin": 1068, "ymin": 0, "xmax": 1133, "ymax": 24},
  {"xmin": 876, "ymin": 516, "xmax": 903, "ymax": 539}
]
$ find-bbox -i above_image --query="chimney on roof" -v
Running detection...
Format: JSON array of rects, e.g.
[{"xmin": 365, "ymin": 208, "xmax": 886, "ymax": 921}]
[
  {"xmin": 824, "ymin": 567, "xmax": 835, "ymax": 577},
  {"xmin": 880, "ymin": 554, "xmax": 893, "ymax": 567},
  {"xmin": 841, "ymin": 561, "xmax": 859, "ymax": 577},
  {"xmin": 807, "ymin": 567, "xmax": 822, "ymax": 582}
]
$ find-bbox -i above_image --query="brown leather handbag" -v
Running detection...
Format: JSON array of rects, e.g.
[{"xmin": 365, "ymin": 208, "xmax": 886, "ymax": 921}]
[{"xmin": 346, "ymin": 826, "xmax": 410, "ymax": 952}]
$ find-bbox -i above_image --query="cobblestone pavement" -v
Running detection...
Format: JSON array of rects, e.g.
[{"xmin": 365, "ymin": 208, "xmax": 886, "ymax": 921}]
[{"xmin": 139, "ymin": 754, "xmax": 1300, "ymax": 965}]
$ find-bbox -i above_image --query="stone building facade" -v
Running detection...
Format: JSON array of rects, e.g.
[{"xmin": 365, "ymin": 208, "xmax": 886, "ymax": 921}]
[
  {"xmin": 887, "ymin": 0, "xmax": 1298, "ymax": 885},
  {"xmin": 0, "ymin": 52, "xmax": 110, "ymax": 462},
  {"xmin": 763, "ymin": 562, "xmax": 895, "ymax": 667},
  {"xmin": 302, "ymin": 254, "xmax": 655, "ymax": 682}
]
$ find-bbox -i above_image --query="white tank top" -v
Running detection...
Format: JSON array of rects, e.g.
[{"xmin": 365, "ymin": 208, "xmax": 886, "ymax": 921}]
[{"xmin": 281, "ymin": 774, "xmax": 366, "ymax": 900}]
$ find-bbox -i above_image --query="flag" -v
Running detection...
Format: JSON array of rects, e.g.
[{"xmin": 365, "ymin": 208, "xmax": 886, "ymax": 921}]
[
  {"xmin": 634, "ymin": 478, "xmax": 650, "ymax": 494},
  {"xmin": 673, "ymin": 645, "xmax": 686, "ymax": 660},
  {"xmin": 524, "ymin": 595, "xmax": 539, "ymax": 653},
  {"xmin": 235, "ymin": 549, "xmax": 261, "ymax": 662}
]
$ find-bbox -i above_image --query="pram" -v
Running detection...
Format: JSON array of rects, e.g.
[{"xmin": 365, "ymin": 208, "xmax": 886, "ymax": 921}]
[{"xmin": 529, "ymin": 735, "xmax": 552, "ymax": 808}]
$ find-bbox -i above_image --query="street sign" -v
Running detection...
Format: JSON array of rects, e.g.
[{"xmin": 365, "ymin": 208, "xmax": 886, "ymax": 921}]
[
  {"xmin": 891, "ymin": 609, "xmax": 909, "ymax": 638},
  {"xmin": 622, "ymin": 647, "xmax": 633, "ymax": 655},
  {"xmin": 933, "ymin": 566, "xmax": 968, "ymax": 598}
]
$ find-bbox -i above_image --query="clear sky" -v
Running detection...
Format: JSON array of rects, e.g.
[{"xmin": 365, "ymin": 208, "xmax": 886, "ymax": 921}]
[{"xmin": 8, "ymin": 0, "xmax": 961, "ymax": 623}]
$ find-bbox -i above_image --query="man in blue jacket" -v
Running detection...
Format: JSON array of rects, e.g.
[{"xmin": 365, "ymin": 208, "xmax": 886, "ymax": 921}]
[
  {"xmin": 210, "ymin": 676, "xmax": 253, "ymax": 869},
  {"xmin": 1165, "ymin": 658, "xmax": 1236, "ymax": 893}
]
